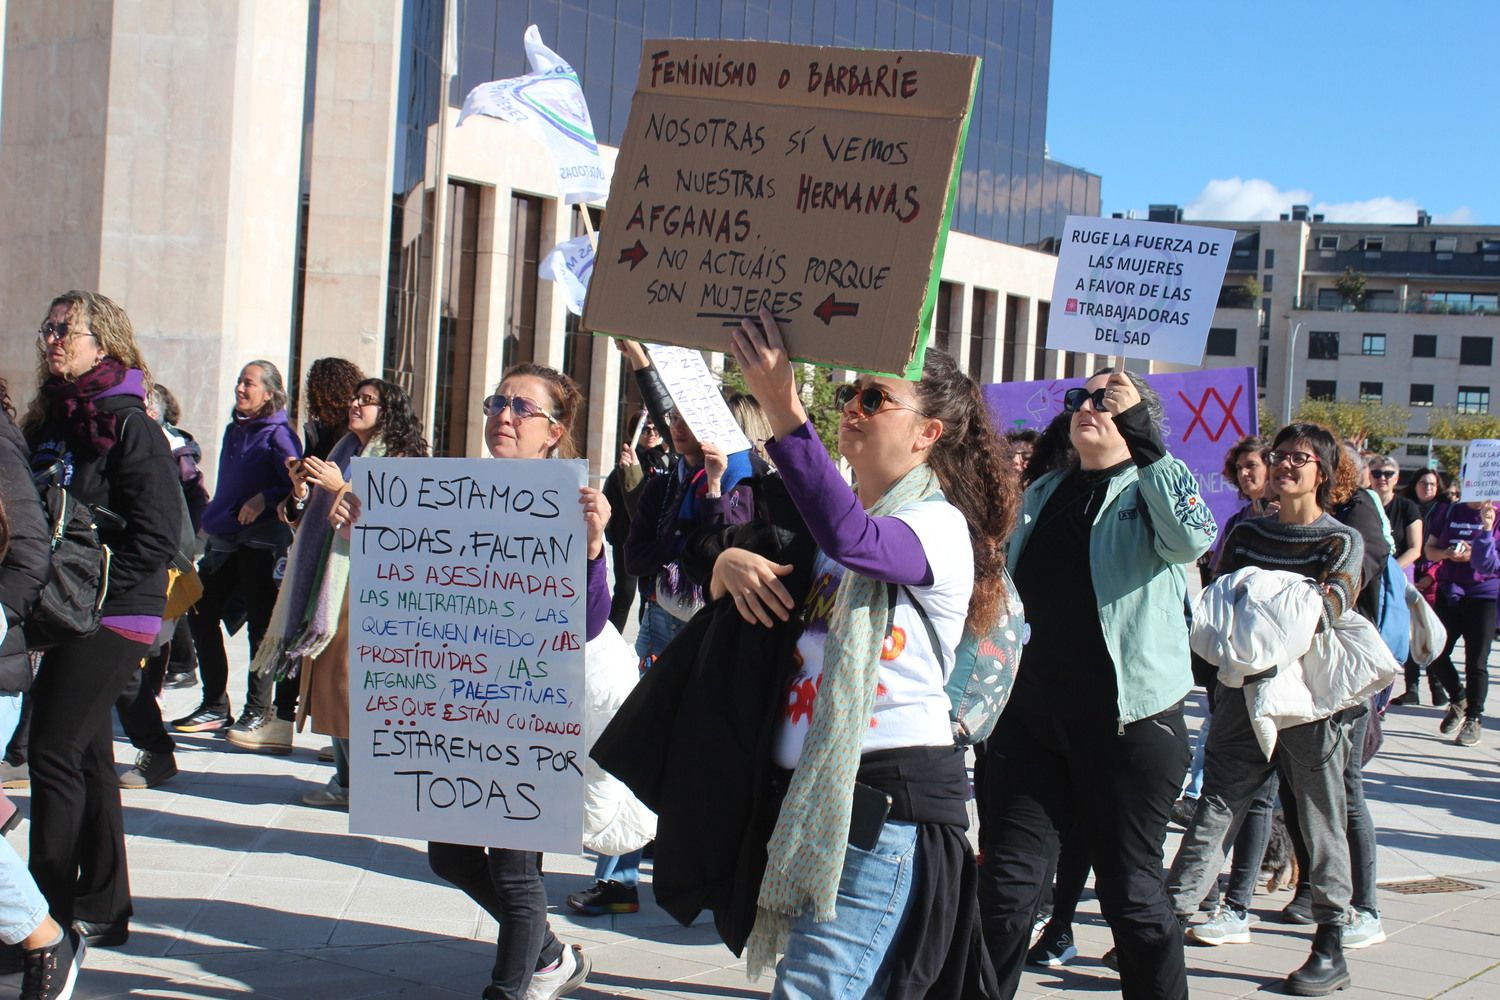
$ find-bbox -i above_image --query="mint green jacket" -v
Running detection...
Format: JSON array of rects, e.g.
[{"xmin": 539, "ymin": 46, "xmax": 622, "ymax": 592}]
[{"xmin": 1008, "ymin": 454, "xmax": 1218, "ymax": 727}]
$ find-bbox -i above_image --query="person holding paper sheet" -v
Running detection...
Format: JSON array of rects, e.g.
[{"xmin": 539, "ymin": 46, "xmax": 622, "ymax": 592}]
[
  {"xmin": 1423, "ymin": 496, "xmax": 1500, "ymax": 746},
  {"xmin": 717, "ymin": 308, "xmax": 1016, "ymax": 998},
  {"xmin": 358, "ymin": 363, "xmax": 609, "ymax": 1000},
  {"xmin": 602, "ymin": 410, "xmax": 668, "ymax": 633},
  {"xmin": 979, "ymin": 369, "xmax": 1215, "ymax": 1000},
  {"xmin": 1392, "ymin": 468, "xmax": 1449, "ymax": 707}
]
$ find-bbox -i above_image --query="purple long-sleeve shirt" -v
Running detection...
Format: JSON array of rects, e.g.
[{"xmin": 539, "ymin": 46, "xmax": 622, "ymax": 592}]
[
  {"xmin": 1432, "ymin": 504, "xmax": 1500, "ymax": 601},
  {"xmin": 763, "ymin": 422, "xmax": 933, "ymax": 586},
  {"xmin": 585, "ymin": 553, "xmax": 609, "ymax": 640}
]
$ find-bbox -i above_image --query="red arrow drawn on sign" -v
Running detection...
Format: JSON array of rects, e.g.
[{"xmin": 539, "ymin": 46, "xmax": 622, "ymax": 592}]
[
  {"xmin": 619, "ymin": 240, "xmax": 648, "ymax": 270},
  {"xmin": 813, "ymin": 293, "xmax": 860, "ymax": 325}
]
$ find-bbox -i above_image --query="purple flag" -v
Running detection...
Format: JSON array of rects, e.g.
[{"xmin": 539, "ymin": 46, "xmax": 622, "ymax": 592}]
[{"xmin": 983, "ymin": 367, "xmax": 1260, "ymax": 531}]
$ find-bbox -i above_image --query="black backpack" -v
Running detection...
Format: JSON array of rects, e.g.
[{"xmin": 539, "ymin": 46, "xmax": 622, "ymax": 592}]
[{"xmin": 25, "ymin": 462, "xmax": 112, "ymax": 652}]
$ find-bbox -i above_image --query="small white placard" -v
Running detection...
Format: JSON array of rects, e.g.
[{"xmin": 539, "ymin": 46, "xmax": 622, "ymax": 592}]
[
  {"xmin": 1460, "ymin": 440, "xmax": 1500, "ymax": 501},
  {"xmin": 646, "ymin": 344, "xmax": 752, "ymax": 455},
  {"xmin": 1046, "ymin": 215, "xmax": 1235, "ymax": 365}
]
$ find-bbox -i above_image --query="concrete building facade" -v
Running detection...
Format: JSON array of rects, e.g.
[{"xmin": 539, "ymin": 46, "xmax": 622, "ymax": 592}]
[{"xmin": 1, "ymin": 0, "xmax": 1099, "ymax": 481}]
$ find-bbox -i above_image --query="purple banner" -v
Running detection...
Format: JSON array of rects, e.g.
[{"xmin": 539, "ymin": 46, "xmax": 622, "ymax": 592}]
[{"xmin": 983, "ymin": 367, "xmax": 1260, "ymax": 531}]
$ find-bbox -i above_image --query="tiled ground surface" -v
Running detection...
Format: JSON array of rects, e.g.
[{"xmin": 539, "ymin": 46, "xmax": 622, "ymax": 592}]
[{"xmin": 3, "ymin": 632, "xmax": 1498, "ymax": 998}]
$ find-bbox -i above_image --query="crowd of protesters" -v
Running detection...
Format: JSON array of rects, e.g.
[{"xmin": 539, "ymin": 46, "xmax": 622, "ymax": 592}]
[{"xmin": 0, "ymin": 289, "xmax": 1485, "ymax": 1000}]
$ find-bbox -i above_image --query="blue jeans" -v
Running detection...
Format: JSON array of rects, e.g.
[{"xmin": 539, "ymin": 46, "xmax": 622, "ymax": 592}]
[
  {"xmin": 1184, "ymin": 714, "xmax": 1210, "ymax": 800},
  {"xmin": 594, "ymin": 849, "xmax": 642, "ymax": 888},
  {"xmin": 773, "ymin": 819, "xmax": 920, "ymax": 1000},
  {"xmin": 0, "ymin": 693, "xmax": 49, "ymax": 945},
  {"xmin": 634, "ymin": 600, "xmax": 687, "ymax": 668}
]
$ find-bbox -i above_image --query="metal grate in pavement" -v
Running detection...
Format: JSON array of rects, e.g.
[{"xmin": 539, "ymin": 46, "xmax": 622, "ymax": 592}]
[{"xmin": 1379, "ymin": 876, "xmax": 1484, "ymax": 895}]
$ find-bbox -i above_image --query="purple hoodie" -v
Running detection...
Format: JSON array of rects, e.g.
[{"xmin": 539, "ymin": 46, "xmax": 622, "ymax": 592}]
[
  {"xmin": 1432, "ymin": 503, "xmax": 1500, "ymax": 601},
  {"xmin": 200, "ymin": 409, "xmax": 302, "ymax": 538}
]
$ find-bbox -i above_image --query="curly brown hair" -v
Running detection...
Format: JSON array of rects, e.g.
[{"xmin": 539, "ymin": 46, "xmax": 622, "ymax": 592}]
[
  {"xmin": 1222, "ymin": 435, "xmax": 1269, "ymax": 500},
  {"xmin": 304, "ymin": 357, "xmax": 365, "ymax": 428},
  {"xmin": 915, "ymin": 350, "xmax": 1019, "ymax": 632},
  {"xmin": 25, "ymin": 291, "xmax": 153, "ymax": 433}
]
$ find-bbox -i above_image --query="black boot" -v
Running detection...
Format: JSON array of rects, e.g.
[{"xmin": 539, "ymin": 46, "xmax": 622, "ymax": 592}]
[
  {"xmin": 1279, "ymin": 883, "xmax": 1315, "ymax": 924},
  {"xmin": 1285, "ymin": 923, "xmax": 1350, "ymax": 996}
]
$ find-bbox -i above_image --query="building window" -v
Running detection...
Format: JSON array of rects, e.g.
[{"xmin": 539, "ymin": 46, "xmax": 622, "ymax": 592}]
[
  {"xmin": 1317, "ymin": 235, "xmax": 1339, "ymax": 251},
  {"xmin": 1305, "ymin": 380, "xmax": 1337, "ymax": 401},
  {"xmin": 1458, "ymin": 387, "xmax": 1491, "ymax": 414},
  {"xmin": 1033, "ymin": 302, "xmax": 1050, "ymax": 380},
  {"xmin": 1205, "ymin": 328, "xmax": 1237, "ymax": 356},
  {"xmin": 935, "ymin": 282, "xmax": 955, "ymax": 356},
  {"xmin": 1307, "ymin": 331, "xmax": 1339, "ymax": 359},
  {"xmin": 1362, "ymin": 236, "xmax": 1385, "ymax": 252},
  {"xmin": 1413, "ymin": 334, "xmax": 1437, "ymax": 358},
  {"xmin": 1361, "ymin": 333, "xmax": 1386, "ymax": 357},
  {"xmin": 1258, "ymin": 345, "xmax": 1269, "ymax": 387},
  {"xmin": 1002, "ymin": 295, "xmax": 1022, "ymax": 383},
  {"xmin": 1264, "ymin": 248, "xmax": 1276, "ymax": 269},
  {"xmin": 1460, "ymin": 336, "xmax": 1493, "ymax": 366},
  {"xmin": 1433, "ymin": 236, "xmax": 1458, "ymax": 253},
  {"xmin": 431, "ymin": 181, "xmax": 482, "ymax": 457},
  {"xmin": 1262, "ymin": 274, "xmax": 1274, "ymax": 292},
  {"xmin": 1410, "ymin": 383, "xmax": 1434, "ymax": 407},
  {"xmin": 1359, "ymin": 382, "xmax": 1383, "ymax": 403},
  {"xmin": 563, "ymin": 206, "xmax": 602, "ymax": 460},
  {"xmin": 503, "ymin": 193, "xmax": 543, "ymax": 373},
  {"xmin": 1316, "ymin": 288, "xmax": 1344, "ymax": 310},
  {"xmin": 970, "ymin": 288, "xmax": 992, "ymax": 382},
  {"xmin": 1407, "ymin": 443, "xmax": 1430, "ymax": 458}
]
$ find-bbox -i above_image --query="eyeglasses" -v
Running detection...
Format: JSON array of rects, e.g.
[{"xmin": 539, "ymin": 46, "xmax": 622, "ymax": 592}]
[
  {"xmin": 482, "ymin": 394, "xmax": 559, "ymax": 425},
  {"xmin": 1369, "ymin": 469, "xmax": 1397, "ymax": 480},
  {"xmin": 834, "ymin": 383, "xmax": 928, "ymax": 418},
  {"xmin": 1267, "ymin": 450, "xmax": 1320, "ymax": 469},
  {"xmin": 350, "ymin": 395, "xmax": 382, "ymax": 408},
  {"xmin": 1062, "ymin": 386, "xmax": 1108, "ymax": 413},
  {"xmin": 37, "ymin": 321, "xmax": 93, "ymax": 345}
]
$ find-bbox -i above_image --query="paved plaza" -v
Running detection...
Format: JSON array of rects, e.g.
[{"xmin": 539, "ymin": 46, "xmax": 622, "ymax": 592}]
[{"xmin": 3, "ymin": 638, "xmax": 1499, "ymax": 999}]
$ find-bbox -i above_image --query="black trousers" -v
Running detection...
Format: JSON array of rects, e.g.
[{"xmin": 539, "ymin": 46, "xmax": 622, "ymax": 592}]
[
  {"xmin": 428, "ymin": 843, "xmax": 562, "ymax": 999},
  {"xmin": 978, "ymin": 704, "xmax": 1190, "ymax": 1000},
  {"xmin": 607, "ymin": 541, "xmax": 638, "ymax": 634},
  {"xmin": 1430, "ymin": 594, "xmax": 1495, "ymax": 718},
  {"xmin": 115, "ymin": 630, "xmax": 177, "ymax": 756},
  {"xmin": 29, "ymin": 628, "xmax": 146, "ymax": 925},
  {"xmin": 4, "ymin": 692, "xmax": 31, "ymax": 765},
  {"xmin": 188, "ymin": 546, "xmax": 294, "ymax": 719}
]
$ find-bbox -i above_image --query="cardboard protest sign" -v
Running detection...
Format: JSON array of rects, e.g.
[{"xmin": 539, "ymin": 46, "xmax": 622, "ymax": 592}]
[
  {"xmin": 1046, "ymin": 216, "xmax": 1234, "ymax": 366},
  {"xmin": 1460, "ymin": 440, "xmax": 1500, "ymax": 501},
  {"xmin": 583, "ymin": 39, "xmax": 979, "ymax": 377},
  {"xmin": 646, "ymin": 344, "xmax": 752, "ymax": 454},
  {"xmin": 983, "ymin": 366, "xmax": 1258, "ymax": 531},
  {"xmin": 347, "ymin": 457, "xmax": 588, "ymax": 852}
]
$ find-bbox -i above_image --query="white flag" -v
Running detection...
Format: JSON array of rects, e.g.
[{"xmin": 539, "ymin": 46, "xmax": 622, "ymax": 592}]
[
  {"xmin": 457, "ymin": 25, "xmax": 609, "ymax": 204},
  {"xmin": 539, "ymin": 235, "xmax": 596, "ymax": 316}
]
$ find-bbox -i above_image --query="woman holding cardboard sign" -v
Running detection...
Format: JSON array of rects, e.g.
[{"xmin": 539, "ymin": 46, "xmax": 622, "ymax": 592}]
[
  {"xmin": 336, "ymin": 363, "xmax": 611, "ymax": 1000},
  {"xmin": 716, "ymin": 307, "xmax": 1015, "ymax": 997}
]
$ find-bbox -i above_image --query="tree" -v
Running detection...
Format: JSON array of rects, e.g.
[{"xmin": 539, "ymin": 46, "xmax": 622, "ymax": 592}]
[
  {"xmin": 1333, "ymin": 267, "xmax": 1367, "ymax": 310},
  {"xmin": 1291, "ymin": 396, "xmax": 1409, "ymax": 453},
  {"xmin": 721, "ymin": 359, "xmax": 842, "ymax": 462},
  {"xmin": 1243, "ymin": 276, "xmax": 1263, "ymax": 304},
  {"xmin": 1257, "ymin": 399, "xmax": 1277, "ymax": 438},
  {"xmin": 1425, "ymin": 408, "xmax": 1500, "ymax": 478}
]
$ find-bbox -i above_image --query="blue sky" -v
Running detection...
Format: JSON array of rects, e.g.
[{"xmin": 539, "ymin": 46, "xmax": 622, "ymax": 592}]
[{"xmin": 1046, "ymin": 1, "xmax": 1500, "ymax": 224}]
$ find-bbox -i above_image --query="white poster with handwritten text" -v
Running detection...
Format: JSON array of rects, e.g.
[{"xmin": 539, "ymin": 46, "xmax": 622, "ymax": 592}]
[
  {"xmin": 646, "ymin": 343, "xmax": 753, "ymax": 454},
  {"xmin": 346, "ymin": 457, "xmax": 588, "ymax": 852},
  {"xmin": 1461, "ymin": 440, "xmax": 1500, "ymax": 502}
]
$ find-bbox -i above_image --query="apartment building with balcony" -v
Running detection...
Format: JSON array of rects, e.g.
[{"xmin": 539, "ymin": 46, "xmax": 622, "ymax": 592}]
[{"xmin": 1152, "ymin": 204, "xmax": 1500, "ymax": 467}]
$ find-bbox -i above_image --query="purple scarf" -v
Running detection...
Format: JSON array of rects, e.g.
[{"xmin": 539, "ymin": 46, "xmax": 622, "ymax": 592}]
[{"xmin": 40, "ymin": 358, "xmax": 144, "ymax": 457}]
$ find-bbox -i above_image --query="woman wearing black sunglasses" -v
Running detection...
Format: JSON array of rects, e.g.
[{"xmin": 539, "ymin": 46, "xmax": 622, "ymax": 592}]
[{"xmin": 978, "ymin": 368, "xmax": 1215, "ymax": 1000}]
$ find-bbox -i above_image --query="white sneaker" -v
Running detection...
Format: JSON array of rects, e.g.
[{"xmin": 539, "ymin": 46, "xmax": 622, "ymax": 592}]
[
  {"xmin": 525, "ymin": 943, "xmax": 590, "ymax": 1000},
  {"xmin": 301, "ymin": 777, "xmax": 349, "ymax": 808},
  {"xmin": 1187, "ymin": 905, "xmax": 1251, "ymax": 946},
  {"xmin": 1028, "ymin": 913, "xmax": 1050, "ymax": 948},
  {"xmin": 1342, "ymin": 909, "xmax": 1386, "ymax": 950}
]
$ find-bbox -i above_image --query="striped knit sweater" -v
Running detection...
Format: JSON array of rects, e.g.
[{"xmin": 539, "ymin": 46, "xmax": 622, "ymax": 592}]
[{"xmin": 1212, "ymin": 513, "xmax": 1365, "ymax": 625}]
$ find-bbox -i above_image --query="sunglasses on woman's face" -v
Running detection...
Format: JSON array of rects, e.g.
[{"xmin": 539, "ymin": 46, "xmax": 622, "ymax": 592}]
[
  {"xmin": 834, "ymin": 383, "xmax": 927, "ymax": 418},
  {"xmin": 1063, "ymin": 386, "xmax": 1108, "ymax": 413},
  {"xmin": 1369, "ymin": 469, "xmax": 1397, "ymax": 481},
  {"xmin": 481, "ymin": 394, "xmax": 559, "ymax": 424}
]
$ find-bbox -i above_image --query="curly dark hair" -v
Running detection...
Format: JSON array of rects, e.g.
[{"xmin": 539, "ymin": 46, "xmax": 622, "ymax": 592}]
[
  {"xmin": 915, "ymin": 349, "xmax": 1020, "ymax": 632},
  {"xmin": 304, "ymin": 357, "xmax": 365, "ymax": 428},
  {"xmin": 1271, "ymin": 422, "xmax": 1354, "ymax": 511},
  {"xmin": 358, "ymin": 379, "xmax": 429, "ymax": 458},
  {"xmin": 1022, "ymin": 411, "xmax": 1074, "ymax": 487},
  {"xmin": 1403, "ymin": 467, "xmax": 1446, "ymax": 503}
]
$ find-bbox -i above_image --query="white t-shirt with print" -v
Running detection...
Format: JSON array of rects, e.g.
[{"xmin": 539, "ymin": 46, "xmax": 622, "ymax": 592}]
[{"xmin": 774, "ymin": 500, "xmax": 973, "ymax": 770}]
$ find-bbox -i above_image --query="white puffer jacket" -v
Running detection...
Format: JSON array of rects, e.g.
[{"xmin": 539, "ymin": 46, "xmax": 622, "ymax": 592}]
[
  {"xmin": 582, "ymin": 624, "xmax": 656, "ymax": 855},
  {"xmin": 1192, "ymin": 567, "xmax": 1399, "ymax": 759}
]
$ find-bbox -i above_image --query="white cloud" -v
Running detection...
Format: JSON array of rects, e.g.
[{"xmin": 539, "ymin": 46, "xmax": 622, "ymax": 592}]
[{"xmin": 1181, "ymin": 177, "xmax": 1468, "ymax": 225}]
